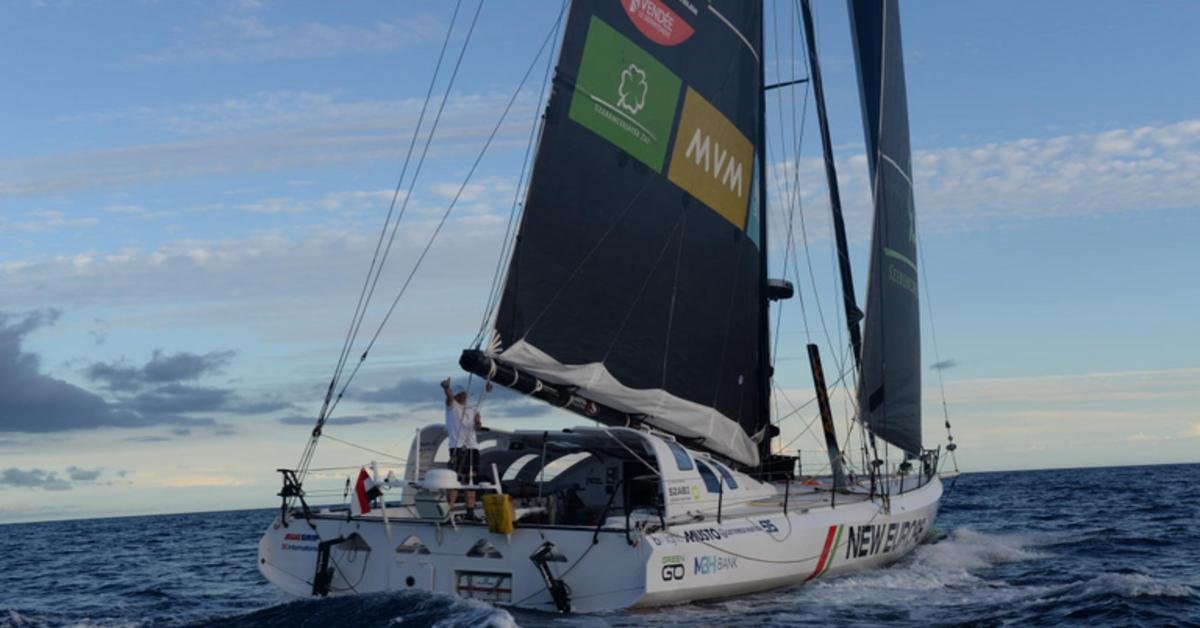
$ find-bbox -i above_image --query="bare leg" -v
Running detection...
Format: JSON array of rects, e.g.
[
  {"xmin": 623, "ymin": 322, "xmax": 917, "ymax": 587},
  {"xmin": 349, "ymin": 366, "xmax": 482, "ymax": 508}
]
[
  {"xmin": 466, "ymin": 490, "xmax": 477, "ymax": 513},
  {"xmin": 448, "ymin": 489, "xmax": 459, "ymax": 511}
]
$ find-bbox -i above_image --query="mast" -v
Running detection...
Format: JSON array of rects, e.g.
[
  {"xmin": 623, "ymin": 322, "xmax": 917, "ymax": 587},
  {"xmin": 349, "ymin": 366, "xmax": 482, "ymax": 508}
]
[
  {"xmin": 800, "ymin": 0, "xmax": 864, "ymax": 368},
  {"xmin": 755, "ymin": 3, "xmax": 774, "ymax": 466}
]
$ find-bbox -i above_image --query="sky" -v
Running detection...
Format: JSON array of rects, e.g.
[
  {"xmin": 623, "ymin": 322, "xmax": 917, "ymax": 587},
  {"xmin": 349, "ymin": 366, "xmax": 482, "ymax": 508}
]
[{"xmin": 1, "ymin": 0, "xmax": 1198, "ymax": 524}]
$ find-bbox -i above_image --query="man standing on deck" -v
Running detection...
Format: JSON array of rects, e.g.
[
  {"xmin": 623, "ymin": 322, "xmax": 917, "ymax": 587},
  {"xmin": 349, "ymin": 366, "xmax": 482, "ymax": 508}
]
[{"xmin": 440, "ymin": 377, "xmax": 489, "ymax": 519}]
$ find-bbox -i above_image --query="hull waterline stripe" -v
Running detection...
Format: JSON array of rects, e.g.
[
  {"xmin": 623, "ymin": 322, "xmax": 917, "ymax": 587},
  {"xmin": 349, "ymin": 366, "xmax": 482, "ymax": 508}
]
[
  {"xmin": 805, "ymin": 525, "xmax": 839, "ymax": 581},
  {"xmin": 819, "ymin": 524, "xmax": 844, "ymax": 577}
]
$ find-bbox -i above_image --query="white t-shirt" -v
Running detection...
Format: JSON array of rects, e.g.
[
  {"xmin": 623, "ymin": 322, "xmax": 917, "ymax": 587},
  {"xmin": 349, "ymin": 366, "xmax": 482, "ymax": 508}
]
[{"xmin": 444, "ymin": 400, "xmax": 478, "ymax": 449}]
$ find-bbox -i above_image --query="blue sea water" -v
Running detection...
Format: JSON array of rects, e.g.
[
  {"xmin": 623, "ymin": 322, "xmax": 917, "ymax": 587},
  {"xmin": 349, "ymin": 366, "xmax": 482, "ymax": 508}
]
[{"xmin": 2, "ymin": 464, "xmax": 1197, "ymax": 627}]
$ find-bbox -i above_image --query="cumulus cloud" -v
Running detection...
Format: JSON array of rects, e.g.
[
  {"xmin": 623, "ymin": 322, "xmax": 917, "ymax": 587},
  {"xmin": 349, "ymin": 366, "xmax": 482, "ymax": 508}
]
[
  {"xmin": 1, "ymin": 468, "xmax": 73, "ymax": 491},
  {"xmin": 87, "ymin": 350, "xmax": 234, "ymax": 392},
  {"xmin": 770, "ymin": 118, "xmax": 1200, "ymax": 244},
  {"xmin": 0, "ymin": 310, "xmax": 289, "ymax": 433},
  {"xmin": 65, "ymin": 466, "xmax": 102, "ymax": 481}
]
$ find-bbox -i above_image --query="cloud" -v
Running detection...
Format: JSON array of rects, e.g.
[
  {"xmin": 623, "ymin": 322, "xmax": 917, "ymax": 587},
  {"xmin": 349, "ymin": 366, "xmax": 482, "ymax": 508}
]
[
  {"xmin": 769, "ymin": 118, "xmax": 1200, "ymax": 244},
  {"xmin": 278, "ymin": 414, "xmax": 370, "ymax": 426},
  {"xmin": 0, "ymin": 310, "xmax": 137, "ymax": 433},
  {"xmin": 65, "ymin": 466, "xmax": 102, "ymax": 481},
  {"xmin": 5, "ymin": 89, "xmax": 538, "ymax": 199},
  {"xmin": 1, "ymin": 468, "xmax": 73, "ymax": 491},
  {"xmin": 87, "ymin": 350, "xmax": 234, "ymax": 392},
  {"xmin": 930, "ymin": 359, "xmax": 959, "ymax": 371},
  {"xmin": 131, "ymin": 13, "xmax": 443, "ymax": 65},
  {"xmin": 356, "ymin": 378, "xmax": 441, "ymax": 404},
  {"xmin": 4, "ymin": 209, "xmax": 99, "ymax": 233},
  {"xmin": 0, "ymin": 310, "xmax": 288, "ymax": 433}
]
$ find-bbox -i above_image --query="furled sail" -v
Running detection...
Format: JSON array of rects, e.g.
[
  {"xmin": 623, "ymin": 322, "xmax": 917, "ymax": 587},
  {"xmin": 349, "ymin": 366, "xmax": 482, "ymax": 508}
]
[
  {"xmin": 849, "ymin": 0, "xmax": 922, "ymax": 456},
  {"xmin": 485, "ymin": 0, "xmax": 766, "ymax": 466}
]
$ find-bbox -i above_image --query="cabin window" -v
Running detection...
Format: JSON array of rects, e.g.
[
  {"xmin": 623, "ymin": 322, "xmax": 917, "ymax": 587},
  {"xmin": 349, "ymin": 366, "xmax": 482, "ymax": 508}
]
[
  {"xmin": 502, "ymin": 454, "xmax": 537, "ymax": 481},
  {"xmin": 695, "ymin": 461, "xmax": 722, "ymax": 493},
  {"xmin": 664, "ymin": 440, "xmax": 694, "ymax": 471},
  {"xmin": 540, "ymin": 452, "xmax": 592, "ymax": 482},
  {"xmin": 396, "ymin": 535, "xmax": 431, "ymax": 555},
  {"xmin": 712, "ymin": 461, "xmax": 738, "ymax": 489}
]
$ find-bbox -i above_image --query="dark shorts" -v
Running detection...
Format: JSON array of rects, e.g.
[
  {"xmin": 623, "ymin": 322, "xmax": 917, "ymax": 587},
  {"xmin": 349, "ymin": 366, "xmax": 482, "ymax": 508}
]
[{"xmin": 451, "ymin": 448, "xmax": 481, "ymax": 485}]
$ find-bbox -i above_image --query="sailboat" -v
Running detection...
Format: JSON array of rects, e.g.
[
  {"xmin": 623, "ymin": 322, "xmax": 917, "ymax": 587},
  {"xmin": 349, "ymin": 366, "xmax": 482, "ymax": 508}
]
[{"xmin": 258, "ymin": 0, "xmax": 958, "ymax": 613}]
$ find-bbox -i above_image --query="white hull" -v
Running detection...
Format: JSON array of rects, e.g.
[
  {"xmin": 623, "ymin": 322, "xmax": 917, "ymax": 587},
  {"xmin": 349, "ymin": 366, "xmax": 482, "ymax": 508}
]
[{"xmin": 259, "ymin": 471, "xmax": 941, "ymax": 613}]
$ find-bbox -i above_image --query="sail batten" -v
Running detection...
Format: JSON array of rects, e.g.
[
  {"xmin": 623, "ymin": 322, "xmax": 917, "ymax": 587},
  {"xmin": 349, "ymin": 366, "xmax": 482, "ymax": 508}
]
[
  {"xmin": 849, "ymin": 0, "xmax": 923, "ymax": 457},
  {"xmin": 488, "ymin": 0, "xmax": 766, "ymax": 467}
]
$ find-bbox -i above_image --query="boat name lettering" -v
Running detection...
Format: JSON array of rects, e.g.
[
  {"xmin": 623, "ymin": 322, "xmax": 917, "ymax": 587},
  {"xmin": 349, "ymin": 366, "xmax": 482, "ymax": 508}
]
[
  {"xmin": 844, "ymin": 518, "xmax": 928, "ymax": 560},
  {"xmin": 281, "ymin": 543, "xmax": 319, "ymax": 552},
  {"xmin": 682, "ymin": 528, "xmax": 722, "ymax": 543},
  {"xmin": 283, "ymin": 533, "xmax": 319, "ymax": 542},
  {"xmin": 693, "ymin": 555, "xmax": 738, "ymax": 575},
  {"xmin": 758, "ymin": 519, "xmax": 779, "ymax": 534}
]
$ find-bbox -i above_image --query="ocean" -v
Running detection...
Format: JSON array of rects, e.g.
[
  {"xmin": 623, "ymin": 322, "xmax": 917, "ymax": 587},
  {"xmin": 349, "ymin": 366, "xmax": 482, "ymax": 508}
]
[{"xmin": 2, "ymin": 464, "xmax": 1197, "ymax": 627}]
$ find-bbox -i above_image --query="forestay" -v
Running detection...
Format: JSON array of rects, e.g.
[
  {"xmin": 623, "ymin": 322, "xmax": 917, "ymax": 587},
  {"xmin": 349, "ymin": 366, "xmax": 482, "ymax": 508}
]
[
  {"xmin": 849, "ymin": 0, "xmax": 922, "ymax": 456},
  {"xmin": 488, "ymin": 0, "xmax": 766, "ymax": 467}
]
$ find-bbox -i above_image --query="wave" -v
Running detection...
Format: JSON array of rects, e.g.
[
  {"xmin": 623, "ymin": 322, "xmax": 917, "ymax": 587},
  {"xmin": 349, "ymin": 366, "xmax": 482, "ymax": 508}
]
[
  {"xmin": 192, "ymin": 590, "xmax": 517, "ymax": 628},
  {"xmin": 1066, "ymin": 573, "xmax": 1195, "ymax": 600}
]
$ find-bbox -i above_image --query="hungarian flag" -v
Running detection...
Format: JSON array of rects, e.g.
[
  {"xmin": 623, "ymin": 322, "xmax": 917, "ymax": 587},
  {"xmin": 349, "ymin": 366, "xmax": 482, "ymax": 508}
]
[{"xmin": 351, "ymin": 468, "xmax": 381, "ymax": 516}]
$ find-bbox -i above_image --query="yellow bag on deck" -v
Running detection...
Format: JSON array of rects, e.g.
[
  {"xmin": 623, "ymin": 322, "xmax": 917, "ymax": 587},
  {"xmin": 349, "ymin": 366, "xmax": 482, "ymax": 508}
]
[{"xmin": 483, "ymin": 494, "xmax": 515, "ymax": 534}]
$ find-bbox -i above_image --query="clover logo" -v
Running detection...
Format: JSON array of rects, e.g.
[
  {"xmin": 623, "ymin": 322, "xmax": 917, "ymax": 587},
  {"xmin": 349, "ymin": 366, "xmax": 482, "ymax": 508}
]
[{"xmin": 617, "ymin": 63, "xmax": 648, "ymax": 115}]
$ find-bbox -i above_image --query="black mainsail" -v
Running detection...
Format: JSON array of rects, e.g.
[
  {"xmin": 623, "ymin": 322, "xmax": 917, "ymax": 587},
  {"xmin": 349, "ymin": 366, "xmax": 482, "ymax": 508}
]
[
  {"xmin": 467, "ymin": 0, "xmax": 767, "ymax": 467},
  {"xmin": 849, "ymin": 0, "xmax": 922, "ymax": 457}
]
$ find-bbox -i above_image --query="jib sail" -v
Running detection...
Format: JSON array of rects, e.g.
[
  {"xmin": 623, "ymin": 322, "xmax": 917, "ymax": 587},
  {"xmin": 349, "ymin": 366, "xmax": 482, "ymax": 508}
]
[{"xmin": 849, "ymin": 0, "xmax": 922, "ymax": 457}]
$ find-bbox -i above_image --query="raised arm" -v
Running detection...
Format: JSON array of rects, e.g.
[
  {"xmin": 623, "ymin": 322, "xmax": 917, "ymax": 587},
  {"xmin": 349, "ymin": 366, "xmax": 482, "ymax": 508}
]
[{"xmin": 440, "ymin": 377, "xmax": 453, "ymax": 406}]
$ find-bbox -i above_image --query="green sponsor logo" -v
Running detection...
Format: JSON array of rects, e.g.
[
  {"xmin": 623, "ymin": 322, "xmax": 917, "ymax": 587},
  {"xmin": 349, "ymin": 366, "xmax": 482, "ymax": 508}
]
[{"xmin": 568, "ymin": 16, "xmax": 682, "ymax": 172}]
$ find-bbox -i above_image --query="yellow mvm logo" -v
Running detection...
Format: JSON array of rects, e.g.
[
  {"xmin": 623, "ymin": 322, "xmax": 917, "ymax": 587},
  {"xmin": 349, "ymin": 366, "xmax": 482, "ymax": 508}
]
[{"xmin": 667, "ymin": 87, "xmax": 754, "ymax": 229}]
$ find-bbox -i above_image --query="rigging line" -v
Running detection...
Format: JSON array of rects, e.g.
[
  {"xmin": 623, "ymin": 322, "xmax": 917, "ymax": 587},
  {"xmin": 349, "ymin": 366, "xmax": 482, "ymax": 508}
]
[
  {"xmin": 330, "ymin": 0, "xmax": 483, "ymax": 384},
  {"xmin": 782, "ymin": 1, "xmax": 840, "ymax": 369},
  {"xmin": 292, "ymin": 0, "xmax": 475, "ymax": 487},
  {"xmin": 326, "ymin": 0, "xmax": 464, "ymax": 403},
  {"xmin": 660, "ymin": 208, "xmax": 687, "ymax": 387},
  {"xmin": 603, "ymin": 431, "xmax": 662, "ymax": 478},
  {"xmin": 321, "ymin": 433, "xmax": 407, "ymax": 463},
  {"xmin": 325, "ymin": 7, "xmax": 559, "ymax": 421},
  {"xmin": 774, "ymin": 63, "xmax": 814, "ymax": 360},
  {"xmin": 787, "ymin": 0, "xmax": 845, "ymax": 382},
  {"xmin": 777, "ymin": 411, "xmax": 824, "ymax": 462},
  {"xmin": 293, "ymin": 3, "xmax": 466, "ymax": 485},
  {"xmin": 474, "ymin": 1, "xmax": 567, "ymax": 347},
  {"xmin": 767, "ymin": 0, "xmax": 799, "ymax": 361},
  {"xmin": 917, "ymin": 235, "xmax": 954, "ymax": 441},
  {"xmin": 772, "ymin": 361, "xmax": 852, "ymax": 426}
]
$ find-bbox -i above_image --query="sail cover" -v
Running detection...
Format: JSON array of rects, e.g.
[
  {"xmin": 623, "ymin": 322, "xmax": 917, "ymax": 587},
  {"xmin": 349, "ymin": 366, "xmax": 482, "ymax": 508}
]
[
  {"xmin": 849, "ymin": 0, "xmax": 922, "ymax": 456},
  {"xmin": 490, "ymin": 0, "xmax": 765, "ymax": 466}
]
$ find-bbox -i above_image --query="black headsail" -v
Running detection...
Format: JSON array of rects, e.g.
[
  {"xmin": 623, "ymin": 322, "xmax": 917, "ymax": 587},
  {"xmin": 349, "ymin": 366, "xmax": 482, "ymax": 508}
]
[
  {"xmin": 848, "ymin": 0, "xmax": 922, "ymax": 457},
  {"xmin": 465, "ymin": 0, "xmax": 767, "ymax": 467}
]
